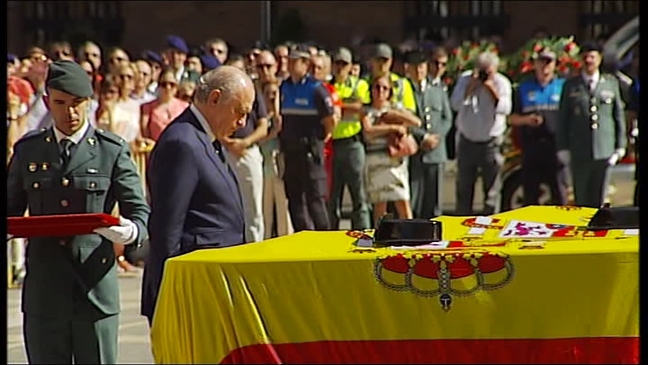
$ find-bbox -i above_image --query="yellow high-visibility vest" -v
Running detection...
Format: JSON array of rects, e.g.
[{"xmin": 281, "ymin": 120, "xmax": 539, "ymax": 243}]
[{"xmin": 332, "ymin": 76, "xmax": 370, "ymax": 140}]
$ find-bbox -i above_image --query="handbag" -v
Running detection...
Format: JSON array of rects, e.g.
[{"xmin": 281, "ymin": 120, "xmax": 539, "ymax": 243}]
[{"xmin": 388, "ymin": 133, "xmax": 419, "ymax": 158}]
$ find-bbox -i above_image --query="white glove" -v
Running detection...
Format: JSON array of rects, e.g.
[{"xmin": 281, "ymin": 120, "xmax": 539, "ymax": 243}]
[
  {"xmin": 556, "ymin": 150, "xmax": 571, "ymax": 165},
  {"xmin": 607, "ymin": 148, "xmax": 626, "ymax": 166},
  {"xmin": 94, "ymin": 216, "xmax": 138, "ymax": 245}
]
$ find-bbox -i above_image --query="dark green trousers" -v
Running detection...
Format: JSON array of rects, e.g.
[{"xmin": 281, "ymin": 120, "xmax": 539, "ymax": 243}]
[
  {"xmin": 328, "ymin": 138, "xmax": 371, "ymax": 230},
  {"xmin": 24, "ymin": 314, "xmax": 119, "ymax": 364},
  {"xmin": 571, "ymin": 159, "xmax": 610, "ymax": 208}
]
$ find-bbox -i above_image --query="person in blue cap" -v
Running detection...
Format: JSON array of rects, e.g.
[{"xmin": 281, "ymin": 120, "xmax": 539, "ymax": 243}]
[
  {"xmin": 142, "ymin": 50, "xmax": 164, "ymax": 94},
  {"xmin": 200, "ymin": 53, "xmax": 222, "ymax": 72},
  {"xmin": 164, "ymin": 35, "xmax": 200, "ymax": 83},
  {"xmin": 7, "ymin": 60, "xmax": 150, "ymax": 364}
]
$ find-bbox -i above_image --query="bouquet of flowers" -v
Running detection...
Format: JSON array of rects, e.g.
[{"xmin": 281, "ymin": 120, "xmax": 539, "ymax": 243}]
[
  {"xmin": 445, "ymin": 40, "xmax": 502, "ymax": 90},
  {"xmin": 504, "ymin": 36, "xmax": 582, "ymax": 85}
]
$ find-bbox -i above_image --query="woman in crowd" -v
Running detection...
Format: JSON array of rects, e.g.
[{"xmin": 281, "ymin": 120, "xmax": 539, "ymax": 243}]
[
  {"xmin": 95, "ymin": 77, "xmax": 140, "ymax": 144},
  {"xmin": 258, "ymin": 79, "xmax": 293, "ymax": 238},
  {"xmin": 177, "ymin": 80, "xmax": 196, "ymax": 103},
  {"xmin": 139, "ymin": 69, "xmax": 189, "ymax": 142},
  {"xmin": 361, "ymin": 75, "xmax": 421, "ymax": 220},
  {"xmin": 113, "ymin": 63, "xmax": 142, "ymax": 120}
]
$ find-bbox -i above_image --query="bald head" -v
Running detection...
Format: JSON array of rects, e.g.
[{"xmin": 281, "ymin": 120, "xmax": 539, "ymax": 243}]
[
  {"xmin": 194, "ymin": 65, "xmax": 254, "ymax": 103},
  {"xmin": 193, "ymin": 65, "xmax": 256, "ymax": 139}
]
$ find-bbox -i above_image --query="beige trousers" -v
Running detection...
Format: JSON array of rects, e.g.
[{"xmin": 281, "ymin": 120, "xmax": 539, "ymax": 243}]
[{"xmin": 263, "ymin": 174, "xmax": 293, "ymax": 239}]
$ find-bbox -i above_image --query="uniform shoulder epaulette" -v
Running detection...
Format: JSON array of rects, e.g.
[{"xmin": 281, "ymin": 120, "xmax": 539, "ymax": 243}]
[
  {"xmin": 95, "ymin": 128, "xmax": 126, "ymax": 146},
  {"xmin": 14, "ymin": 128, "xmax": 48, "ymax": 146}
]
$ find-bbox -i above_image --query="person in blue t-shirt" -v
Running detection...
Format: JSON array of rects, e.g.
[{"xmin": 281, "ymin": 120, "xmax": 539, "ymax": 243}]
[{"xmin": 509, "ymin": 48, "xmax": 568, "ymax": 206}]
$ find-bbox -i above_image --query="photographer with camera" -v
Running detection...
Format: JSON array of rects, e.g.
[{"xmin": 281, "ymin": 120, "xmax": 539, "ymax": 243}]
[{"xmin": 450, "ymin": 51, "xmax": 512, "ymax": 215}]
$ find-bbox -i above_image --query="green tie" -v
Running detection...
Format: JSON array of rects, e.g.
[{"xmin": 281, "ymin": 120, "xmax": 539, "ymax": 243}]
[{"xmin": 60, "ymin": 139, "xmax": 74, "ymax": 166}]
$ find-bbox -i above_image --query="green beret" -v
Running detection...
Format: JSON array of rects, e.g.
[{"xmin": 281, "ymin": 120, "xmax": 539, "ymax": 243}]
[{"xmin": 46, "ymin": 60, "xmax": 93, "ymax": 98}]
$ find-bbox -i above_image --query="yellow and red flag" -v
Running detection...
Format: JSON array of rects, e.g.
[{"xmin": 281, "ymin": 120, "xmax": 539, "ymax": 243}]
[{"xmin": 151, "ymin": 206, "xmax": 639, "ymax": 364}]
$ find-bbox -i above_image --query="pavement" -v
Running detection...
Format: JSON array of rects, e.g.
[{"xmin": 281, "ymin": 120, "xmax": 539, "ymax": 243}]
[
  {"xmin": 8, "ymin": 273, "xmax": 154, "ymax": 364},
  {"xmin": 7, "ymin": 161, "xmax": 636, "ymax": 364}
]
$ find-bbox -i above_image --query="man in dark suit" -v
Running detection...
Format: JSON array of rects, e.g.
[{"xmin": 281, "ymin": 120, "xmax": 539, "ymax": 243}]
[
  {"xmin": 141, "ymin": 66, "xmax": 255, "ymax": 325},
  {"xmin": 556, "ymin": 42, "xmax": 627, "ymax": 208},
  {"xmin": 7, "ymin": 60, "xmax": 150, "ymax": 364},
  {"xmin": 405, "ymin": 49, "xmax": 453, "ymax": 219}
]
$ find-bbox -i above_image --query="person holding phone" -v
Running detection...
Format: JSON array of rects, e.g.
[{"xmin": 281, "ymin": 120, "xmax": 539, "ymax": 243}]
[{"xmin": 450, "ymin": 51, "xmax": 513, "ymax": 215}]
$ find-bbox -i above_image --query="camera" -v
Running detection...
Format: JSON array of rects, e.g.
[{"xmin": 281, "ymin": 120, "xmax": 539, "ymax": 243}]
[{"xmin": 478, "ymin": 69, "xmax": 489, "ymax": 82}]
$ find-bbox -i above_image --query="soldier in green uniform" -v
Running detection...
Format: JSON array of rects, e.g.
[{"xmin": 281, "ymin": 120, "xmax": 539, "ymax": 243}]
[
  {"xmin": 7, "ymin": 60, "xmax": 150, "ymax": 364},
  {"xmin": 556, "ymin": 42, "xmax": 627, "ymax": 208},
  {"xmin": 405, "ymin": 50, "xmax": 453, "ymax": 219}
]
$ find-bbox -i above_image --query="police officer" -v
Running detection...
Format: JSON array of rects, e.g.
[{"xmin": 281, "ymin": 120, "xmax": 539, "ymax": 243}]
[
  {"xmin": 363, "ymin": 43, "xmax": 417, "ymax": 112},
  {"xmin": 405, "ymin": 50, "xmax": 453, "ymax": 219},
  {"xmin": 328, "ymin": 47, "xmax": 371, "ymax": 230},
  {"xmin": 509, "ymin": 48, "xmax": 569, "ymax": 206},
  {"xmin": 7, "ymin": 60, "xmax": 150, "ymax": 364},
  {"xmin": 279, "ymin": 46, "xmax": 336, "ymax": 231},
  {"xmin": 556, "ymin": 42, "xmax": 627, "ymax": 208}
]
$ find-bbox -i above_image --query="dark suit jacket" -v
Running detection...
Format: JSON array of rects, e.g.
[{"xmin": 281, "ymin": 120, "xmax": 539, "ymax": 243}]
[
  {"xmin": 7, "ymin": 126, "xmax": 149, "ymax": 320},
  {"xmin": 141, "ymin": 107, "xmax": 246, "ymax": 321}
]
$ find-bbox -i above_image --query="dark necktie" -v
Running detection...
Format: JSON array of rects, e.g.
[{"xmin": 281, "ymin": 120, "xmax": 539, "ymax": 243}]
[
  {"xmin": 212, "ymin": 140, "xmax": 226, "ymax": 163},
  {"xmin": 60, "ymin": 139, "xmax": 74, "ymax": 166}
]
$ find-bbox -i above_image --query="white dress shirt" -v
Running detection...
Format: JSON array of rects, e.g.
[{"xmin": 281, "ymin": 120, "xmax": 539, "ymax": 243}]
[
  {"xmin": 53, "ymin": 118, "xmax": 90, "ymax": 145},
  {"xmin": 582, "ymin": 71, "xmax": 600, "ymax": 91},
  {"xmin": 190, "ymin": 104, "xmax": 215, "ymax": 142}
]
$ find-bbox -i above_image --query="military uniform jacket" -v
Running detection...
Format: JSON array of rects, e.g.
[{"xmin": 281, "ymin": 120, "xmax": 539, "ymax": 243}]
[
  {"xmin": 409, "ymin": 77, "xmax": 453, "ymax": 164},
  {"xmin": 556, "ymin": 73, "xmax": 627, "ymax": 162},
  {"xmin": 7, "ymin": 126, "xmax": 150, "ymax": 319}
]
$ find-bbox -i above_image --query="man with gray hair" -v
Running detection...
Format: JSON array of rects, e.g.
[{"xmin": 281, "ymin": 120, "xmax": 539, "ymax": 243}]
[
  {"xmin": 450, "ymin": 51, "xmax": 512, "ymax": 215},
  {"xmin": 142, "ymin": 66, "xmax": 255, "ymax": 326}
]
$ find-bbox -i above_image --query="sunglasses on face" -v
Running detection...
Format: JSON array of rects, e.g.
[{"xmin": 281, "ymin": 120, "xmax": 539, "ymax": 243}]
[{"xmin": 160, "ymin": 82, "xmax": 177, "ymax": 88}]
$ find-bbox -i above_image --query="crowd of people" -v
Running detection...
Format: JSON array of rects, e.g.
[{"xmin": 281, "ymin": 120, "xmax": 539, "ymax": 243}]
[{"xmin": 7, "ymin": 32, "xmax": 639, "ymax": 278}]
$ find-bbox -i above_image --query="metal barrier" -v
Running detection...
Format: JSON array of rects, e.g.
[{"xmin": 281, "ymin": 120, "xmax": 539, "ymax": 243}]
[{"xmin": 130, "ymin": 141, "xmax": 155, "ymax": 198}]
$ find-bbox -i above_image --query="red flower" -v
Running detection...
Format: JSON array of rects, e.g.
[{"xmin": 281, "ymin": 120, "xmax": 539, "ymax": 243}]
[
  {"xmin": 533, "ymin": 43, "xmax": 543, "ymax": 53},
  {"xmin": 557, "ymin": 64, "xmax": 568, "ymax": 74},
  {"xmin": 520, "ymin": 61, "xmax": 533, "ymax": 74},
  {"xmin": 571, "ymin": 60, "xmax": 582, "ymax": 69},
  {"xmin": 451, "ymin": 48, "xmax": 460, "ymax": 56},
  {"xmin": 564, "ymin": 42, "xmax": 577, "ymax": 53},
  {"xmin": 444, "ymin": 77, "xmax": 453, "ymax": 85}
]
